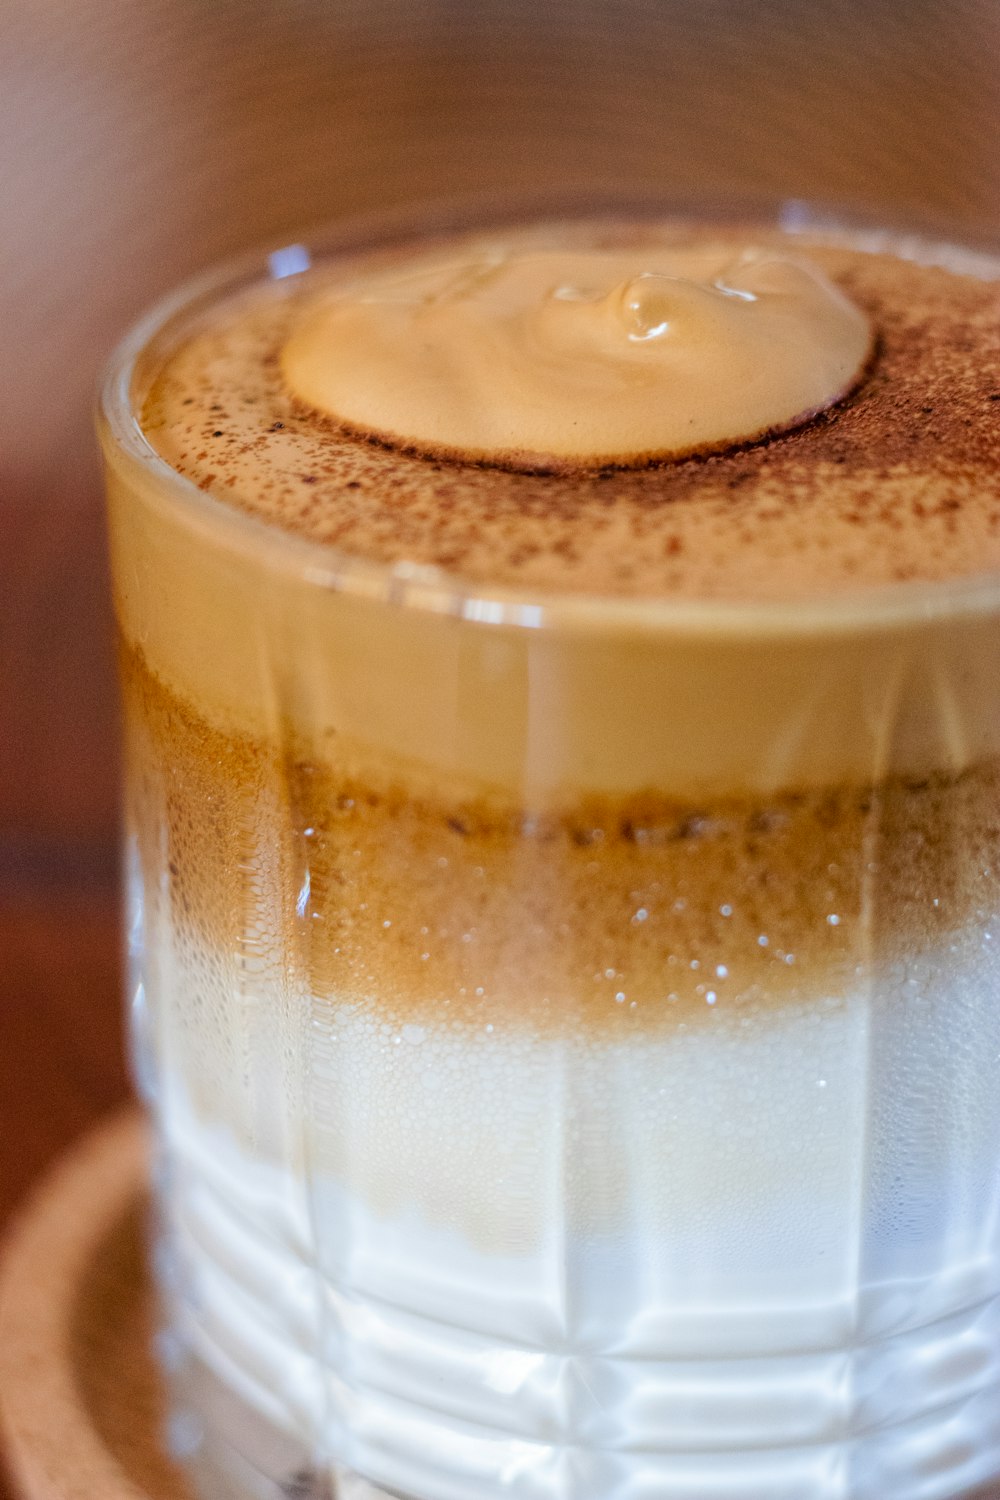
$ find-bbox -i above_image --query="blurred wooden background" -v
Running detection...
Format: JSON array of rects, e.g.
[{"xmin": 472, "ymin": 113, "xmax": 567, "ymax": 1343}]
[{"xmin": 0, "ymin": 0, "xmax": 997, "ymax": 1489}]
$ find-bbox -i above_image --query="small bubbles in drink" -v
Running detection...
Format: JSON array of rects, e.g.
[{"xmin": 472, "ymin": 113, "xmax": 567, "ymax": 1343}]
[
  {"xmin": 475, "ymin": 986, "xmax": 485, "ymax": 996},
  {"xmin": 673, "ymin": 898, "xmax": 687, "ymax": 913},
  {"xmin": 756, "ymin": 807, "xmax": 791, "ymax": 835},
  {"xmin": 420, "ymin": 951, "xmax": 430, "ymax": 961},
  {"xmin": 716, "ymin": 964, "xmax": 728, "ymax": 978},
  {"xmin": 758, "ymin": 934, "xmax": 769, "ymax": 947},
  {"xmin": 719, "ymin": 903, "xmax": 733, "ymax": 917},
  {"xmin": 826, "ymin": 913, "xmax": 841, "ymax": 926},
  {"xmin": 632, "ymin": 907, "xmax": 649, "ymax": 924},
  {"xmin": 437, "ymin": 856, "xmax": 449, "ymax": 869},
  {"xmin": 605, "ymin": 967, "xmax": 617, "ymax": 979},
  {"xmin": 706, "ymin": 991, "xmax": 717, "ymax": 1005},
  {"xmin": 383, "ymin": 919, "xmax": 392, "ymax": 928},
  {"xmin": 816, "ymin": 1078, "xmax": 828, "ymax": 1089},
  {"xmin": 784, "ymin": 952, "xmax": 796, "ymax": 965},
  {"xmin": 615, "ymin": 992, "xmax": 626, "ymax": 1003},
  {"xmin": 690, "ymin": 958, "xmax": 700, "ymax": 970}
]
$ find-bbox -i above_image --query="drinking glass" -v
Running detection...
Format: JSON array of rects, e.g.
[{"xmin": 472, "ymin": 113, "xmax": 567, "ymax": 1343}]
[{"xmin": 100, "ymin": 209, "xmax": 1000, "ymax": 1500}]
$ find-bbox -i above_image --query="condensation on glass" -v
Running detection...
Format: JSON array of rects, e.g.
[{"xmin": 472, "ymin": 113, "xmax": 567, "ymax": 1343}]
[{"xmin": 100, "ymin": 215, "xmax": 1000, "ymax": 1500}]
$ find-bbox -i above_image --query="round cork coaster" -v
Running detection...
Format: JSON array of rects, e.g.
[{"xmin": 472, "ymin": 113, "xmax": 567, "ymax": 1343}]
[
  {"xmin": 0, "ymin": 1111, "xmax": 191, "ymax": 1500},
  {"xmin": 8, "ymin": 1115, "xmax": 1000, "ymax": 1500}
]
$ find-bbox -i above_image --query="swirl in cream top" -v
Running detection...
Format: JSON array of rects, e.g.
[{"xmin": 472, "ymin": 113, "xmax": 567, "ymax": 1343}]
[{"xmin": 280, "ymin": 245, "xmax": 873, "ymax": 466}]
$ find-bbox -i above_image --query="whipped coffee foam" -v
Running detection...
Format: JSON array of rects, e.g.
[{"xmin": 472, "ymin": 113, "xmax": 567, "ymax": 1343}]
[
  {"xmin": 141, "ymin": 218, "xmax": 1000, "ymax": 602},
  {"xmin": 280, "ymin": 245, "xmax": 872, "ymax": 466}
]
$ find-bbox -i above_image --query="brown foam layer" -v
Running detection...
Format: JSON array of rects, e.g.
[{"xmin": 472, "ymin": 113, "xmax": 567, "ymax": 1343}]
[
  {"xmin": 124, "ymin": 640, "xmax": 1000, "ymax": 1036},
  {"xmin": 279, "ymin": 245, "xmax": 873, "ymax": 468},
  {"xmin": 141, "ymin": 219, "xmax": 1000, "ymax": 602}
]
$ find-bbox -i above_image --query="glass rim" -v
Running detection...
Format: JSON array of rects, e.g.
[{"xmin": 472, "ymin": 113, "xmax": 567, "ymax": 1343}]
[{"xmin": 97, "ymin": 188, "xmax": 1000, "ymax": 638}]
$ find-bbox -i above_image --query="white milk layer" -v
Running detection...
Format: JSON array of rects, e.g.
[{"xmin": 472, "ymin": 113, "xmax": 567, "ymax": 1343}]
[{"xmin": 141, "ymin": 905, "xmax": 1000, "ymax": 1500}]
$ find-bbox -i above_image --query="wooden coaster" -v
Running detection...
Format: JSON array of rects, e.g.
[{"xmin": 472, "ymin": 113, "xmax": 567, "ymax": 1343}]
[{"xmin": 0, "ymin": 1111, "xmax": 191, "ymax": 1500}]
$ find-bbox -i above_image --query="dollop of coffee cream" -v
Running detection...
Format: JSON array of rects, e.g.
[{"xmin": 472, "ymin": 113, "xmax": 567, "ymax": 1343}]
[{"xmin": 281, "ymin": 245, "xmax": 873, "ymax": 468}]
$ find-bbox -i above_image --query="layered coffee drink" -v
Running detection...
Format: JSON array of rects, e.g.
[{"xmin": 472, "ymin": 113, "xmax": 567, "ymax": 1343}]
[{"xmin": 101, "ymin": 210, "xmax": 1000, "ymax": 1500}]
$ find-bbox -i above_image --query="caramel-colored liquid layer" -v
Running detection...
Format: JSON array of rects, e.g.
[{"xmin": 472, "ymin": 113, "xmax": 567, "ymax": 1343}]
[
  {"xmin": 124, "ymin": 640, "xmax": 1000, "ymax": 1037},
  {"xmin": 142, "ymin": 219, "xmax": 1000, "ymax": 601}
]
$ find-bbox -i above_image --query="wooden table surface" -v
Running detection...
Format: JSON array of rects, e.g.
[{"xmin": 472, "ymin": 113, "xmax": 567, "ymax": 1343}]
[
  {"xmin": 0, "ymin": 504, "xmax": 126, "ymax": 1500},
  {"xmin": 2, "ymin": 2, "xmax": 998, "ymax": 1497}
]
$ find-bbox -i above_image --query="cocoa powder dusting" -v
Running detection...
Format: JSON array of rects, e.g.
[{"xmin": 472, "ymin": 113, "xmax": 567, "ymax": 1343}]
[{"xmin": 140, "ymin": 224, "xmax": 1000, "ymax": 601}]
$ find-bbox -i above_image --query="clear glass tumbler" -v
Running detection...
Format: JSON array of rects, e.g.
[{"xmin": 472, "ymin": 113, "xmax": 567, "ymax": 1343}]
[{"xmin": 100, "ymin": 214, "xmax": 1000, "ymax": 1500}]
